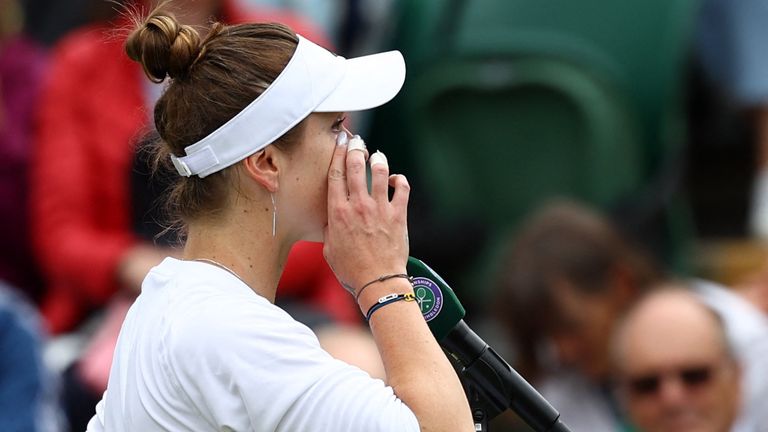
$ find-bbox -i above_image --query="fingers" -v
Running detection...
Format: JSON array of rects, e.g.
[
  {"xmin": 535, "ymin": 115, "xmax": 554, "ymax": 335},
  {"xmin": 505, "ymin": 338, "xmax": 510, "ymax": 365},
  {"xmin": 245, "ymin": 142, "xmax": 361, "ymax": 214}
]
[
  {"xmin": 327, "ymin": 132, "xmax": 349, "ymax": 206},
  {"xmin": 389, "ymin": 174, "xmax": 410, "ymax": 210},
  {"xmin": 369, "ymin": 151, "xmax": 389, "ymax": 201},
  {"xmin": 329, "ymin": 132, "xmax": 405, "ymax": 208},
  {"xmin": 346, "ymin": 135, "xmax": 368, "ymax": 197}
]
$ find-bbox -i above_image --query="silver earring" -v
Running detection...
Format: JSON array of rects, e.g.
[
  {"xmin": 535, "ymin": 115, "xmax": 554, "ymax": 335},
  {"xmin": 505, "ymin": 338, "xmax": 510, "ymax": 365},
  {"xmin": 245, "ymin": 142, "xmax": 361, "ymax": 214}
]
[{"xmin": 271, "ymin": 193, "xmax": 277, "ymax": 237}]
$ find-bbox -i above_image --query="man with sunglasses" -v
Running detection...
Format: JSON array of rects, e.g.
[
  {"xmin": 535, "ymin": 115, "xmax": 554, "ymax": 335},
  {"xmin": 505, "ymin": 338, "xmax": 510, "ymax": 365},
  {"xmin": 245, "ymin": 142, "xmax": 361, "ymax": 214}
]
[
  {"xmin": 496, "ymin": 201, "xmax": 768, "ymax": 432},
  {"xmin": 612, "ymin": 287, "xmax": 743, "ymax": 432}
]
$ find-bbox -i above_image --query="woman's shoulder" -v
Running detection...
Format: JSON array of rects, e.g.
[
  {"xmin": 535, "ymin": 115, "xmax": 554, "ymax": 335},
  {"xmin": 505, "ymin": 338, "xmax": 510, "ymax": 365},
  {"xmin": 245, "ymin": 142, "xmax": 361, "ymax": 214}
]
[
  {"xmin": 153, "ymin": 265, "xmax": 334, "ymax": 393},
  {"xmin": 148, "ymin": 258, "xmax": 319, "ymax": 351}
]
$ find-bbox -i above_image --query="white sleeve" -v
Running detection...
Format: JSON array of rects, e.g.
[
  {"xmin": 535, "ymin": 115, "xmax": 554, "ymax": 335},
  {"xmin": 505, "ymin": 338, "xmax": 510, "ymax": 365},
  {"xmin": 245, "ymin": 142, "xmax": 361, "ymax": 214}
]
[
  {"xmin": 277, "ymin": 361, "xmax": 420, "ymax": 432},
  {"xmin": 164, "ymin": 296, "xmax": 420, "ymax": 432}
]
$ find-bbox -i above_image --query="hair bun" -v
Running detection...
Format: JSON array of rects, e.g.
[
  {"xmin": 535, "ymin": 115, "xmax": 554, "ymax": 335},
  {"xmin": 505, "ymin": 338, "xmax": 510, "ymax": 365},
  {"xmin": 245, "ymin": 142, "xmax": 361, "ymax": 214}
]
[{"xmin": 126, "ymin": 12, "xmax": 202, "ymax": 83}]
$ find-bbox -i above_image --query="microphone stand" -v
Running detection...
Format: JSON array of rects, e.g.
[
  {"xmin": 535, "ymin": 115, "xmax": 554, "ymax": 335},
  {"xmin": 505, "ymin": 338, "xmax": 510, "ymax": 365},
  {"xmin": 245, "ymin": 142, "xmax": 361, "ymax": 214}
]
[
  {"xmin": 443, "ymin": 321, "xmax": 572, "ymax": 432},
  {"xmin": 465, "ymin": 384, "xmax": 490, "ymax": 431}
]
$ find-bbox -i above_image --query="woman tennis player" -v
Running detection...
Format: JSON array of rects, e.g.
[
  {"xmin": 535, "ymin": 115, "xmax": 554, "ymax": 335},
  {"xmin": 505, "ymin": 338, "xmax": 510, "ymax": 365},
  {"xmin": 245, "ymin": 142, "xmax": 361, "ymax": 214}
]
[{"xmin": 86, "ymin": 4, "xmax": 473, "ymax": 431}]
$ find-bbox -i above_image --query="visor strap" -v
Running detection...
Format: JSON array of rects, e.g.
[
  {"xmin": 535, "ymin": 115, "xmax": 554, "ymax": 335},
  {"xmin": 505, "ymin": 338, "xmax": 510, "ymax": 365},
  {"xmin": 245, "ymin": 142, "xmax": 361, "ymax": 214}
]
[{"xmin": 171, "ymin": 146, "xmax": 219, "ymax": 177}]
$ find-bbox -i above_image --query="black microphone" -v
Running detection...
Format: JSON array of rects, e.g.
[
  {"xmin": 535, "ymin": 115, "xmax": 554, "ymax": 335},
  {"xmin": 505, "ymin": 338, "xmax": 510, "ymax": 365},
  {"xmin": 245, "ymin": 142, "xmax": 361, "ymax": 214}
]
[{"xmin": 406, "ymin": 256, "xmax": 572, "ymax": 432}]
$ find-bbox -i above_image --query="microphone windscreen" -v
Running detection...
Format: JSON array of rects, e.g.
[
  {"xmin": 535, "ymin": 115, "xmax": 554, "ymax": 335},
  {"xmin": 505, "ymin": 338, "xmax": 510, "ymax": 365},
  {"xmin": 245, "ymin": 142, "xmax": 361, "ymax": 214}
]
[{"xmin": 407, "ymin": 257, "xmax": 466, "ymax": 341}]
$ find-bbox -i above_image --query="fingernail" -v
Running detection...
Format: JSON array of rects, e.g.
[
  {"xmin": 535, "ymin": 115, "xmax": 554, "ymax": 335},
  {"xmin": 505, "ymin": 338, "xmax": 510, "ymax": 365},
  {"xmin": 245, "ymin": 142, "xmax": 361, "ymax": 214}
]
[
  {"xmin": 369, "ymin": 150, "xmax": 388, "ymax": 167},
  {"xmin": 336, "ymin": 131, "xmax": 349, "ymax": 146},
  {"xmin": 347, "ymin": 135, "xmax": 366, "ymax": 153}
]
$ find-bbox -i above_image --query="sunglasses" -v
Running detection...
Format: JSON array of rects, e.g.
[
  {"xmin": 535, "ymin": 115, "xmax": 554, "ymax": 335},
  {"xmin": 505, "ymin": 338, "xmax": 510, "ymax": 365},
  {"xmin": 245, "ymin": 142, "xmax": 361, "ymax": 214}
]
[{"xmin": 624, "ymin": 365, "xmax": 714, "ymax": 397}]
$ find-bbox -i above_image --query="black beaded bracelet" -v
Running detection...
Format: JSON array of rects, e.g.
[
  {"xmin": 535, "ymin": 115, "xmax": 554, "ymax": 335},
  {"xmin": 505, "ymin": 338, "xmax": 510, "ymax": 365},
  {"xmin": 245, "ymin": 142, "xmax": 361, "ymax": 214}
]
[
  {"xmin": 355, "ymin": 273, "xmax": 412, "ymax": 302},
  {"xmin": 365, "ymin": 292, "xmax": 416, "ymax": 322}
]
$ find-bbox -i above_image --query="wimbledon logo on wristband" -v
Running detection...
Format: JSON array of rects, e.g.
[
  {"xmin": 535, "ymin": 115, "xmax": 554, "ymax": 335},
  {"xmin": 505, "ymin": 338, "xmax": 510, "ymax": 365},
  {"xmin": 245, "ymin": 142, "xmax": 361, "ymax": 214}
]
[{"xmin": 412, "ymin": 277, "xmax": 443, "ymax": 321}]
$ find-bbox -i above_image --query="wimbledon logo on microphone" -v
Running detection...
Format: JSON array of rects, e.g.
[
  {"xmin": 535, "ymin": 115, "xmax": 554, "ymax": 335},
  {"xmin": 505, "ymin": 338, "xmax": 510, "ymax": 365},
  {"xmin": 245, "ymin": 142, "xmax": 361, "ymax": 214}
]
[{"xmin": 412, "ymin": 277, "xmax": 443, "ymax": 321}]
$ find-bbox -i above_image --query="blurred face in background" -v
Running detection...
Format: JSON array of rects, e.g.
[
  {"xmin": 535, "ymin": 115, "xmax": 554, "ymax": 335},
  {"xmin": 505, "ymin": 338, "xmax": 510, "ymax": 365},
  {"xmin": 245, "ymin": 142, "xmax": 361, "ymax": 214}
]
[
  {"xmin": 546, "ymin": 277, "xmax": 631, "ymax": 380},
  {"xmin": 614, "ymin": 292, "xmax": 741, "ymax": 432}
]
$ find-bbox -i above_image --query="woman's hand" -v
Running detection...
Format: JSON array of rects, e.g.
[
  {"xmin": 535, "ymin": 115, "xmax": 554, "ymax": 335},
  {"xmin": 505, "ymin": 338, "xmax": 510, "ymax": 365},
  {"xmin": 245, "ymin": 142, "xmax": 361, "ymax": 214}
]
[
  {"xmin": 323, "ymin": 133, "xmax": 411, "ymax": 296},
  {"xmin": 324, "ymin": 135, "xmax": 474, "ymax": 432}
]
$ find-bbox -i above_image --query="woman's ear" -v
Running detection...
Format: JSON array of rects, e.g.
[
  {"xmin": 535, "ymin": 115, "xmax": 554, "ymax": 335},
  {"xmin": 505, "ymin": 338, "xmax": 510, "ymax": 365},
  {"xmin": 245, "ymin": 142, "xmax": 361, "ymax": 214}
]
[{"xmin": 242, "ymin": 147, "xmax": 280, "ymax": 192}]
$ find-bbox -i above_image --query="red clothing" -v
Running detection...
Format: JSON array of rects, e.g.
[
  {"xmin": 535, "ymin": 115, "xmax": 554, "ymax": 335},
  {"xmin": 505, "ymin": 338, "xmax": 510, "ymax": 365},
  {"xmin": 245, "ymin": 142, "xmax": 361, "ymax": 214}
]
[{"xmin": 31, "ymin": 1, "xmax": 354, "ymax": 334}]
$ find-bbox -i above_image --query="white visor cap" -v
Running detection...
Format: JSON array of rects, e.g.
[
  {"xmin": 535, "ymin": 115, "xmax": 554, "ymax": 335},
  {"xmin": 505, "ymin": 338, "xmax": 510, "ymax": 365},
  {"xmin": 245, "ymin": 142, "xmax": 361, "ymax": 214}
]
[{"xmin": 170, "ymin": 35, "xmax": 406, "ymax": 178}]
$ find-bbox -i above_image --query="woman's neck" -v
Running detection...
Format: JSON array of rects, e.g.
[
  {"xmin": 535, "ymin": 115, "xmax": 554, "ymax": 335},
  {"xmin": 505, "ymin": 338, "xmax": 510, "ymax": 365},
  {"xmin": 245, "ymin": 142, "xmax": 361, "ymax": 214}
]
[{"xmin": 182, "ymin": 206, "xmax": 293, "ymax": 302}]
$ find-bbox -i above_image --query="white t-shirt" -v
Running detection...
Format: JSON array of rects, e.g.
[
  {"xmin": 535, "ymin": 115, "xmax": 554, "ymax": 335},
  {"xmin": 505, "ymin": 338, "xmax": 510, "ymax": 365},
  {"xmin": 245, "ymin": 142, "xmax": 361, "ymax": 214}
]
[{"xmin": 86, "ymin": 258, "xmax": 419, "ymax": 432}]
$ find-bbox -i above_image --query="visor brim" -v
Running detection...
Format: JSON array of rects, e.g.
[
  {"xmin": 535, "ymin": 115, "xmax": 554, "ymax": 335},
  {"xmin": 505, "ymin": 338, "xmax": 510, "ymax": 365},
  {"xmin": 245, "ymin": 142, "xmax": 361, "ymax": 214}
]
[{"xmin": 315, "ymin": 50, "xmax": 406, "ymax": 112}]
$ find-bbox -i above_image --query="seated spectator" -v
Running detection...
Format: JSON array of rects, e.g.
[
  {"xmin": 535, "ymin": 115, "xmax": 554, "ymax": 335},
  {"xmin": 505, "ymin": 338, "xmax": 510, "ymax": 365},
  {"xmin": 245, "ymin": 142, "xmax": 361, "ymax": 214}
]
[
  {"xmin": 611, "ymin": 287, "xmax": 743, "ymax": 432},
  {"xmin": 493, "ymin": 199, "xmax": 768, "ymax": 431}
]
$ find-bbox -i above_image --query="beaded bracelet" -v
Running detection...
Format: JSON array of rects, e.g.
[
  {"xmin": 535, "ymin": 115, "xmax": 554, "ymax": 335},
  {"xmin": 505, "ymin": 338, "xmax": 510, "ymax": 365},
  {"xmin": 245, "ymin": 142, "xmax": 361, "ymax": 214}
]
[
  {"xmin": 355, "ymin": 273, "xmax": 412, "ymax": 302},
  {"xmin": 365, "ymin": 292, "xmax": 416, "ymax": 322}
]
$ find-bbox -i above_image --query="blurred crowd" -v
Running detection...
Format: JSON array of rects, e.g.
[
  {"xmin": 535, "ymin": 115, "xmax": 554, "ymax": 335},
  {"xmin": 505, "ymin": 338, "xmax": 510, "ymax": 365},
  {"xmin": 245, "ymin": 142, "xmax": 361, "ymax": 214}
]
[{"xmin": 1, "ymin": 0, "xmax": 768, "ymax": 431}]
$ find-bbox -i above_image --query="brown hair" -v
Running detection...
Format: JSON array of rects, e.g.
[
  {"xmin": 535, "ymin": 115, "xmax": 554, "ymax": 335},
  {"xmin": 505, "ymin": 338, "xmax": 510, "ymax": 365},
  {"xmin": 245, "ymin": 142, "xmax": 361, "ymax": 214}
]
[
  {"xmin": 125, "ymin": 6, "xmax": 305, "ymax": 225},
  {"xmin": 493, "ymin": 199, "xmax": 662, "ymax": 379}
]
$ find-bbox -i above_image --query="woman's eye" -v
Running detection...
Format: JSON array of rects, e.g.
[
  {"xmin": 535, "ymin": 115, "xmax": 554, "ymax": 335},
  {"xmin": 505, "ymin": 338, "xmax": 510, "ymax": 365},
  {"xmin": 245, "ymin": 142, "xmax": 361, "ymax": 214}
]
[{"xmin": 332, "ymin": 116, "xmax": 347, "ymax": 132}]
